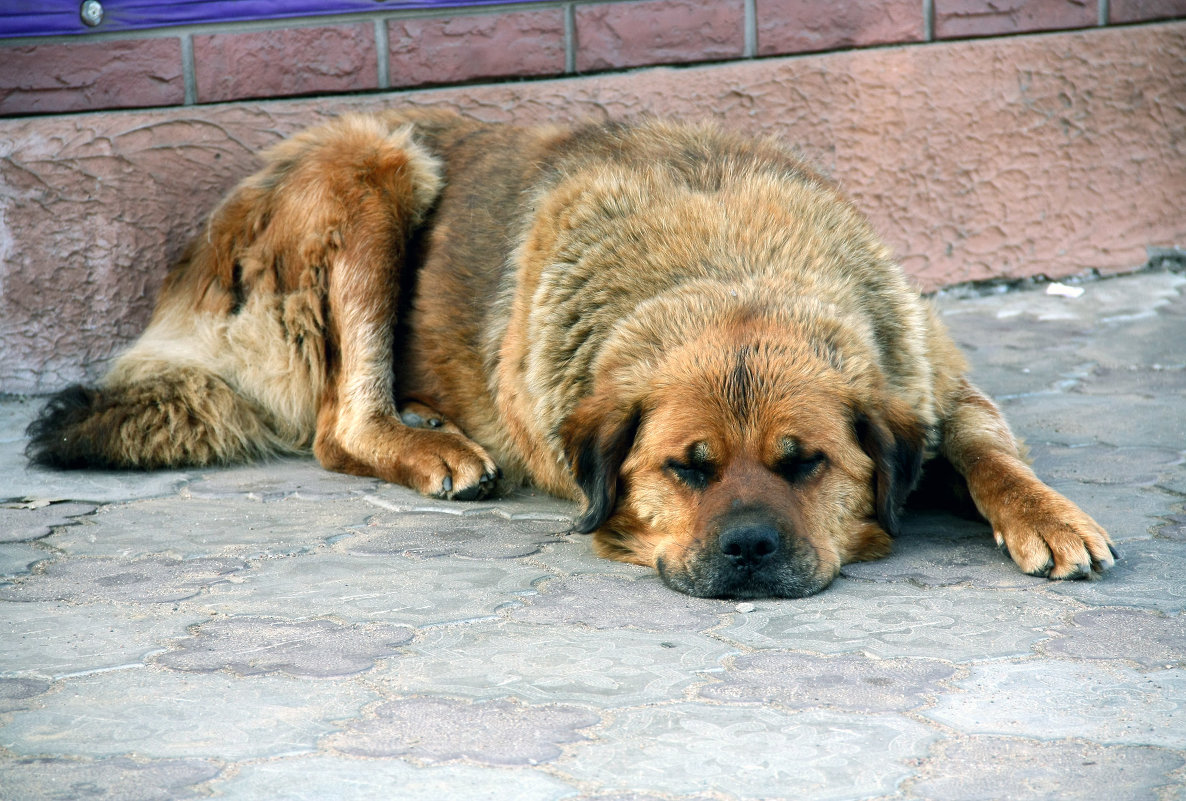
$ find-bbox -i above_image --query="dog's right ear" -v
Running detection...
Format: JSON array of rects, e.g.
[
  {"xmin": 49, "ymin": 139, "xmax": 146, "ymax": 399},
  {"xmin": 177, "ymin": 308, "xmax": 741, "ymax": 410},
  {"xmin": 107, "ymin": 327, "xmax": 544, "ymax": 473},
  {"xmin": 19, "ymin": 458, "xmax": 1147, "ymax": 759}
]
[
  {"xmin": 559, "ymin": 392, "xmax": 642, "ymax": 534},
  {"xmin": 854, "ymin": 396, "xmax": 925, "ymax": 538}
]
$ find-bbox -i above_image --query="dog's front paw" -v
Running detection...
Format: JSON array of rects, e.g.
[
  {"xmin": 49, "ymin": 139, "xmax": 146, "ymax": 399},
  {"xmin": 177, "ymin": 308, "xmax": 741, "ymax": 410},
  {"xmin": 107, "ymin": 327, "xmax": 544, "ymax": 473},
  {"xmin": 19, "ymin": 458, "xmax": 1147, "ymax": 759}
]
[
  {"xmin": 991, "ymin": 485, "xmax": 1116, "ymax": 579},
  {"xmin": 415, "ymin": 434, "xmax": 500, "ymax": 502}
]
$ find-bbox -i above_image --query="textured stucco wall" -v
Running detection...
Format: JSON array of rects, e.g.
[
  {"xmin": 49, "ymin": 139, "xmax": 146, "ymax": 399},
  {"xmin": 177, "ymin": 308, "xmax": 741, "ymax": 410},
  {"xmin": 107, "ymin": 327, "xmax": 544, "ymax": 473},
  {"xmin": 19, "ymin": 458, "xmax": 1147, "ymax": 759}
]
[{"xmin": 1, "ymin": 23, "xmax": 1184, "ymax": 394}]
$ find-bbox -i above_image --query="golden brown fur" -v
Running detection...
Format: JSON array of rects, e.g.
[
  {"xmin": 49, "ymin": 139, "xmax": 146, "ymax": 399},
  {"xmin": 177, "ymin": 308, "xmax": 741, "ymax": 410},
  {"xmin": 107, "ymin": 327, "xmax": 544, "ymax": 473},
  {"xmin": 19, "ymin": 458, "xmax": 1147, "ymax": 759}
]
[{"xmin": 28, "ymin": 110, "xmax": 1115, "ymax": 597}]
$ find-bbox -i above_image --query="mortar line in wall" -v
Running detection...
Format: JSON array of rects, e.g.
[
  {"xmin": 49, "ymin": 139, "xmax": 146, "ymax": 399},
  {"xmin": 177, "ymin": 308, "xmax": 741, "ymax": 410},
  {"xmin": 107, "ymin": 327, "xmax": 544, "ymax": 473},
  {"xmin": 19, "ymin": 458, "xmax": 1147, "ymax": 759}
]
[
  {"xmin": 564, "ymin": 2, "xmax": 576, "ymax": 74},
  {"xmin": 374, "ymin": 17, "xmax": 389, "ymax": 89},
  {"xmin": 923, "ymin": 0, "xmax": 935, "ymax": 41},
  {"xmin": 1099, "ymin": 0, "xmax": 1109, "ymax": 26},
  {"xmin": 180, "ymin": 33, "xmax": 196, "ymax": 105},
  {"xmin": 744, "ymin": 0, "xmax": 757, "ymax": 58}
]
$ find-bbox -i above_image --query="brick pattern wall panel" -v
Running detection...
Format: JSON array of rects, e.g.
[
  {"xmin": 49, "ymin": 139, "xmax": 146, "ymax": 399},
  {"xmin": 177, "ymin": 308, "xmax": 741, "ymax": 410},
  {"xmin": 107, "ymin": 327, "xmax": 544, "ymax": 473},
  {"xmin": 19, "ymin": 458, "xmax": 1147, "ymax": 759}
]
[
  {"xmin": 756, "ymin": 0, "xmax": 925, "ymax": 56},
  {"xmin": 575, "ymin": 0, "xmax": 745, "ymax": 72},
  {"xmin": 388, "ymin": 10, "xmax": 566, "ymax": 88},
  {"xmin": 1111, "ymin": 0, "xmax": 1186, "ymax": 21},
  {"xmin": 0, "ymin": 39, "xmax": 184, "ymax": 116},
  {"xmin": 193, "ymin": 24, "xmax": 378, "ymax": 103},
  {"xmin": 935, "ymin": 0, "xmax": 1099, "ymax": 39},
  {"xmin": 0, "ymin": 109, "xmax": 329, "ymax": 393}
]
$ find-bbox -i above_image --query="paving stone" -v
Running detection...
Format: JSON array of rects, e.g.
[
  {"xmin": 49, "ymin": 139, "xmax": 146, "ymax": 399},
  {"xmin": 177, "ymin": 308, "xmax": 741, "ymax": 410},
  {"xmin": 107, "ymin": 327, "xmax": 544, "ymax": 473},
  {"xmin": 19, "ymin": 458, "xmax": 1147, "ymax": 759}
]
[
  {"xmin": 508, "ymin": 573, "xmax": 732, "ymax": 631},
  {"xmin": 1027, "ymin": 442, "xmax": 1184, "ymax": 488},
  {"xmin": 1075, "ymin": 309, "xmax": 1186, "ymax": 370},
  {"xmin": 0, "ymin": 602, "xmax": 194, "ymax": 678},
  {"xmin": 719, "ymin": 580, "xmax": 1073, "ymax": 660},
  {"xmin": 197, "ymin": 553, "xmax": 549, "ymax": 626},
  {"xmin": 0, "ymin": 400, "xmax": 193, "ymax": 503},
  {"xmin": 212, "ymin": 755, "xmax": 578, "ymax": 801},
  {"xmin": 1075, "ymin": 365, "xmax": 1186, "ymax": 398},
  {"xmin": 0, "ymin": 446, "xmax": 193, "ymax": 505},
  {"xmin": 155, "ymin": 617, "xmax": 414, "ymax": 678},
  {"xmin": 0, "ymin": 556, "xmax": 246, "ymax": 603},
  {"xmin": 184, "ymin": 457, "xmax": 382, "ymax": 501},
  {"xmin": 47, "ymin": 496, "xmax": 371, "ymax": 560},
  {"xmin": 0, "ymin": 394, "xmax": 39, "ymax": 441},
  {"xmin": 326, "ymin": 696, "xmax": 599, "ymax": 765},
  {"xmin": 1157, "ymin": 512, "xmax": 1186, "ymax": 542},
  {"xmin": 922, "ymin": 660, "xmax": 1186, "ymax": 749},
  {"xmin": 0, "ymin": 677, "xmax": 50, "ymax": 712},
  {"xmin": 940, "ymin": 314, "xmax": 1093, "ymax": 397},
  {"xmin": 370, "ymin": 621, "xmax": 735, "ymax": 708},
  {"xmin": 937, "ymin": 272, "xmax": 1185, "ymax": 331},
  {"xmin": 0, "ymin": 756, "xmax": 222, "ymax": 801},
  {"xmin": 0, "ymin": 270, "xmax": 1183, "ymax": 798},
  {"xmin": 1157, "ymin": 469, "xmax": 1186, "ymax": 496},
  {"xmin": 362, "ymin": 484, "xmax": 577, "ymax": 522},
  {"xmin": 1041, "ymin": 608, "xmax": 1186, "ymax": 668},
  {"xmin": 1000, "ymin": 392, "xmax": 1186, "ymax": 449},
  {"xmin": 570, "ymin": 795, "xmax": 717, "ymax": 801},
  {"xmin": 842, "ymin": 510, "xmax": 1049, "ymax": 588},
  {"xmin": 1044, "ymin": 538, "xmax": 1186, "ymax": 613},
  {"xmin": 1043, "ymin": 481, "xmax": 1173, "ymax": 543},
  {"xmin": 569, "ymin": 795, "xmax": 718, "ymax": 801},
  {"xmin": 555, "ymin": 703, "xmax": 936, "ymax": 800},
  {"xmin": 0, "ymin": 542, "xmax": 46, "ymax": 577},
  {"xmin": 904, "ymin": 735, "xmax": 1186, "ymax": 801},
  {"xmin": 0, "ymin": 670, "xmax": 375, "ymax": 760},
  {"xmin": 697, "ymin": 651, "xmax": 956, "ymax": 712},
  {"xmin": 521, "ymin": 536, "xmax": 653, "ymax": 580},
  {"xmin": 344, "ymin": 510, "xmax": 564, "ymax": 560},
  {"xmin": 951, "ymin": 358, "xmax": 1087, "ymax": 400},
  {"xmin": 940, "ymin": 303, "xmax": 1093, "ymax": 350},
  {"xmin": 0, "ymin": 501, "xmax": 96, "ymax": 542}
]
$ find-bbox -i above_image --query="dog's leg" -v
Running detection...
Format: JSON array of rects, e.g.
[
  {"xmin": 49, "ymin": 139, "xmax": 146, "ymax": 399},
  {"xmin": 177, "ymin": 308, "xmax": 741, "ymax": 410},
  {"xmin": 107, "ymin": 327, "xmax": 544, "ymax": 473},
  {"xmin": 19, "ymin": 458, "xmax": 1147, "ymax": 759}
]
[
  {"xmin": 304, "ymin": 125, "xmax": 499, "ymax": 501},
  {"xmin": 940, "ymin": 378, "xmax": 1115, "ymax": 578}
]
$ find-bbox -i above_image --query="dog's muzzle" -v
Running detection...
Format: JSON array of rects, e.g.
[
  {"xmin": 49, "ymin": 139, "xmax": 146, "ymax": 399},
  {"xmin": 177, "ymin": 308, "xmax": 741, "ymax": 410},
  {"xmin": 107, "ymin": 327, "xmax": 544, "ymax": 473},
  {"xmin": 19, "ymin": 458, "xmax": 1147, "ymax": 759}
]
[{"xmin": 657, "ymin": 510, "xmax": 831, "ymax": 599}]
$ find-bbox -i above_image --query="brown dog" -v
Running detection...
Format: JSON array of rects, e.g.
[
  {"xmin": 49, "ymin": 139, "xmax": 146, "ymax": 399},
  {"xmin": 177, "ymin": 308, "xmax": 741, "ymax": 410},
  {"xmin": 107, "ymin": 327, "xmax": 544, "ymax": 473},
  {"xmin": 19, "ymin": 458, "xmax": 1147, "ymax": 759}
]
[{"xmin": 27, "ymin": 110, "xmax": 1116, "ymax": 598}]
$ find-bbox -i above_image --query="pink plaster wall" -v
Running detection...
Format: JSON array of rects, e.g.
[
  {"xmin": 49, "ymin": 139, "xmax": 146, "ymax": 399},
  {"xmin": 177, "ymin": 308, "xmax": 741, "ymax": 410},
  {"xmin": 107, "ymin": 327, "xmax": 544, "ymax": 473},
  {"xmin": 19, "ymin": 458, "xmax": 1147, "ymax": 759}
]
[{"xmin": 1, "ymin": 23, "xmax": 1183, "ymax": 393}]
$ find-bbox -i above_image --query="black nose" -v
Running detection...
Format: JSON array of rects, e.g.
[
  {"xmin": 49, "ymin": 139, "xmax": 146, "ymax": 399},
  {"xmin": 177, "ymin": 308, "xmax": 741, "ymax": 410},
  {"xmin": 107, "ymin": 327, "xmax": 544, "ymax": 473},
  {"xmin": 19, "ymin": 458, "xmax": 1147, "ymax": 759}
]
[{"xmin": 718, "ymin": 524, "xmax": 780, "ymax": 568}]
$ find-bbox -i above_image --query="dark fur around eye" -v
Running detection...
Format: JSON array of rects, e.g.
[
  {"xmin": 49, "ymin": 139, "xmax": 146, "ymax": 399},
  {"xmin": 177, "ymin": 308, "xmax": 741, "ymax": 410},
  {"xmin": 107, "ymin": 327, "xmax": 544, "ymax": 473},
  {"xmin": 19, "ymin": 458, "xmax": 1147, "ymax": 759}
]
[
  {"xmin": 666, "ymin": 459, "xmax": 712, "ymax": 490},
  {"xmin": 775, "ymin": 452, "xmax": 826, "ymax": 484}
]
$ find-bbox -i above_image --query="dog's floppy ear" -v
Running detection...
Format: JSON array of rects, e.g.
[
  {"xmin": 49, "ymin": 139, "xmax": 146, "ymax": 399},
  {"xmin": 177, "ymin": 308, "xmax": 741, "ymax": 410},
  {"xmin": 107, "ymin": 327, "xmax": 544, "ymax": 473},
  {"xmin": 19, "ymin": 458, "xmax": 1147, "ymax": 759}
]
[
  {"xmin": 559, "ymin": 392, "xmax": 642, "ymax": 534},
  {"xmin": 855, "ymin": 398, "xmax": 925, "ymax": 537}
]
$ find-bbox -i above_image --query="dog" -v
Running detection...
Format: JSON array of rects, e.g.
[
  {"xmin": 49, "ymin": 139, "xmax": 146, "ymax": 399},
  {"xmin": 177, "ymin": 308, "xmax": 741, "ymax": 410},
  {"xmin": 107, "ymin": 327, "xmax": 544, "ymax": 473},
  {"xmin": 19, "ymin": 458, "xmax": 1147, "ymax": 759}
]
[{"xmin": 26, "ymin": 109, "xmax": 1116, "ymax": 598}]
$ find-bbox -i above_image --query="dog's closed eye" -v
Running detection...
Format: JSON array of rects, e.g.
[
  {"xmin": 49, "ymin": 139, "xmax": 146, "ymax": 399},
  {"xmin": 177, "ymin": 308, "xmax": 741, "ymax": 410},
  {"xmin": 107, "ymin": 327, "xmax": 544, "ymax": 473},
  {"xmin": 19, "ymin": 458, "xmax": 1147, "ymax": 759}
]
[
  {"xmin": 773, "ymin": 452, "xmax": 827, "ymax": 484},
  {"xmin": 665, "ymin": 458, "xmax": 714, "ymax": 490}
]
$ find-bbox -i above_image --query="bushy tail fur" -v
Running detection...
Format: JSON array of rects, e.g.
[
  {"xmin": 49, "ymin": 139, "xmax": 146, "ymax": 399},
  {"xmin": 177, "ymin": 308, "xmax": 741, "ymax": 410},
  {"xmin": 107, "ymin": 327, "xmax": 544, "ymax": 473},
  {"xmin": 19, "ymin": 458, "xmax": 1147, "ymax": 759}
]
[{"xmin": 25, "ymin": 369, "xmax": 292, "ymax": 470}]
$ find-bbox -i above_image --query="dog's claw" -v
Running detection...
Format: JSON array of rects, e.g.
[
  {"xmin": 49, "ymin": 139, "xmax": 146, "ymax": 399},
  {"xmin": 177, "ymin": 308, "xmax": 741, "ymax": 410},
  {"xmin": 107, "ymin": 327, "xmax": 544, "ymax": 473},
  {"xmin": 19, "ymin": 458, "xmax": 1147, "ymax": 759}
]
[
  {"xmin": 1024, "ymin": 557, "xmax": 1054, "ymax": 578},
  {"xmin": 452, "ymin": 484, "xmax": 481, "ymax": 501},
  {"xmin": 442, "ymin": 469, "xmax": 499, "ymax": 502},
  {"xmin": 1052, "ymin": 562, "xmax": 1092, "ymax": 581}
]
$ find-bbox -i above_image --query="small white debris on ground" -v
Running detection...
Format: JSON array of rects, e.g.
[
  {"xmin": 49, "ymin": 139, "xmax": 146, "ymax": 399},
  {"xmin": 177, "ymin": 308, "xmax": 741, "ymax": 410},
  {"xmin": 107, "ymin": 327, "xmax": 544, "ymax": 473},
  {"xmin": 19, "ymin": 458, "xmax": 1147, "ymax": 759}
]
[{"xmin": 1046, "ymin": 282, "xmax": 1085, "ymax": 298}]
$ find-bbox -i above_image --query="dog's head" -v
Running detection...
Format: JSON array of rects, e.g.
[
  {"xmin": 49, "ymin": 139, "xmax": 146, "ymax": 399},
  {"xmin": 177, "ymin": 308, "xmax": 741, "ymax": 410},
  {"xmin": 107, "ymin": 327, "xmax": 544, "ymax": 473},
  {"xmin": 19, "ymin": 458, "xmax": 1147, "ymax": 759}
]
[{"xmin": 560, "ymin": 308, "xmax": 924, "ymax": 599}]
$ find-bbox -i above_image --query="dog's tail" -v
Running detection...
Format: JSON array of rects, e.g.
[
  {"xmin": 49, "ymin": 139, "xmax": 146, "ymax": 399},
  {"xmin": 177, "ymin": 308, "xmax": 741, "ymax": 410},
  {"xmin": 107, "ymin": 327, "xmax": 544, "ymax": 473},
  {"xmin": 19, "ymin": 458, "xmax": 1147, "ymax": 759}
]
[{"xmin": 25, "ymin": 369, "xmax": 292, "ymax": 470}]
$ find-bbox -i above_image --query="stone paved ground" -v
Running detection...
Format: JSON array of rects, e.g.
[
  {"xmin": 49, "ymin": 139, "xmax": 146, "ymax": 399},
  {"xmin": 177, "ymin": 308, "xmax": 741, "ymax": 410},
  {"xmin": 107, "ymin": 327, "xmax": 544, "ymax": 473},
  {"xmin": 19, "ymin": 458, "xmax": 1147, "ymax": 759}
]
[{"xmin": 1, "ymin": 268, "xmax": 1184, "ymax": 801}]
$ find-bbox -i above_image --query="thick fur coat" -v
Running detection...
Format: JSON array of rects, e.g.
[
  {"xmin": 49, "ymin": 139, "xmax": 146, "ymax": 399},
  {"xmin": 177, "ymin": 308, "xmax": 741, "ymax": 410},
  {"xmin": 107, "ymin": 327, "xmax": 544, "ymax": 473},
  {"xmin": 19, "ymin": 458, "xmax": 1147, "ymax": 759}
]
[{"xmin": 28, "ymin": 110, "xmax": 1115, "ymax": 598}]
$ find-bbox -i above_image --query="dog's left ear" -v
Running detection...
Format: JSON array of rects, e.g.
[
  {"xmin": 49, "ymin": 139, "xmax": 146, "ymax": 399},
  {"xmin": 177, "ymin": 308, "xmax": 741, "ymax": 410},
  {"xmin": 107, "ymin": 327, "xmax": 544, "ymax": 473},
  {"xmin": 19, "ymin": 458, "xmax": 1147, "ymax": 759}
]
[
  {"xmin": 855, "ymin": 398, "xmax": 925, "ymax": 537},
  {"xmin": 559, "ymin": 392, "xmax": 642, "ymax": 534}
]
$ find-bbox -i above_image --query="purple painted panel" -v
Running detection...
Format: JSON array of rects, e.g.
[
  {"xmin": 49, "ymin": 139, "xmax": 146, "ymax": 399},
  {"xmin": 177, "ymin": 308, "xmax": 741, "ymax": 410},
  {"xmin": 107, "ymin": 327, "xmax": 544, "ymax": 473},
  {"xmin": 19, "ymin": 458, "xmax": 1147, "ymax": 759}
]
[{"xmin": 1, "ymin": 0, "xmax": 553, "ymax": 38}]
